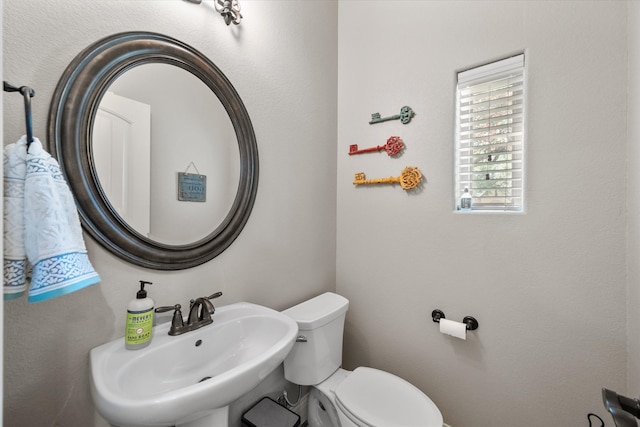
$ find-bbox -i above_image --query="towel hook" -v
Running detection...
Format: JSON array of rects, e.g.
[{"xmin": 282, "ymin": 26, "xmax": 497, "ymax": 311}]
[{"xmin": 4, "ymin": 81, "xmax": 36, "ymax": 151}]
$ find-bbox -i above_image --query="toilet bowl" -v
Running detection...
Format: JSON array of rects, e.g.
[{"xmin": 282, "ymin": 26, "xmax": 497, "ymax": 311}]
[{"xmin": 283, "ymin": 292, "xmax": 443, "ymax": 427}]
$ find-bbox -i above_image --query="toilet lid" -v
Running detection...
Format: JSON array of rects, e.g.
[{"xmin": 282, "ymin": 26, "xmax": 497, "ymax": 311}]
[{"xmin": 334, "ymin": 367, "xmax": 443, "ymax": 427}]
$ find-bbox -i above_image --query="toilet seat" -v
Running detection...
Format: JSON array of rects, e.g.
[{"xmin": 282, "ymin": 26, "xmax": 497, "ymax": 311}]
[{"xmin": 334, "ymin": 367, "xmax": 443, "ymax": 427}]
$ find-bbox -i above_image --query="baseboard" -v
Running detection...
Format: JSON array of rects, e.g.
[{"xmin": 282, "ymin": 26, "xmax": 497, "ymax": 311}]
[{"xmin": 444, "ymin": 423, "xmax": 452, "ymax": 427}]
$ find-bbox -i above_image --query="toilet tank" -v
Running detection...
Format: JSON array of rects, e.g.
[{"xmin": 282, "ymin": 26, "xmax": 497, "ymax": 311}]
[{"xmin": 282, "ymin": 292, "xmax": 349, "ymax": 386}]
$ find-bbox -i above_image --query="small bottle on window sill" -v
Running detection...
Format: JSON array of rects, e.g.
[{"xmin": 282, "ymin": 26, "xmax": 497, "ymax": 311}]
[{"xmin": 460, "ymin": 188, "xmax": 472, "ymax": 211}]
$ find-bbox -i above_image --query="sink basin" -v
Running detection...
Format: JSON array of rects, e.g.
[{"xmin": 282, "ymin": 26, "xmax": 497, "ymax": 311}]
[{"xmin": 90, "ymin": 302, "xmax": 298, "ymax": 427}]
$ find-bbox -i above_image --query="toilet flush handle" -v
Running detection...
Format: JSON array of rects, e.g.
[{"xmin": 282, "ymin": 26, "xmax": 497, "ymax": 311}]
[{"xmin": 296, "ymin": 335, "xmax": 307, "ymax": 343}]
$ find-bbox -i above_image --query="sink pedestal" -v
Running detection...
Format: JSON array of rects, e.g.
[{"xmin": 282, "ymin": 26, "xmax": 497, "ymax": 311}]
[{"xmin": 177, "ymin": 407, "xmax": 228, "ymax": 427}]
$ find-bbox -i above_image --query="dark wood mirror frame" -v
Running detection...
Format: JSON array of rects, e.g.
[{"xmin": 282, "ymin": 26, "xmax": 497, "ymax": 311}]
[{"xmin": 48, "ymin": 32, "xmax": 258, "ymax": 270}]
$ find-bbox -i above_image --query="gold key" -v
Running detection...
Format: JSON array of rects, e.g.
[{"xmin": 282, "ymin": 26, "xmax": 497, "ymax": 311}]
[{"xmin": 353, "ymin": 166, "xmax": 423, "ymax": 191}]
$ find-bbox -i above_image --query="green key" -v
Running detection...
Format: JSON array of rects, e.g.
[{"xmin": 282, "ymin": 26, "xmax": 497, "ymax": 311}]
[{"xmin": 369, "ymin": 106, "xmax": 415, "ymax": 125}]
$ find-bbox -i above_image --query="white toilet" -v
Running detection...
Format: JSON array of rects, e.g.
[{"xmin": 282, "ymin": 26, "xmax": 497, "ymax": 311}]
[{"xmin": 283, "ymin": 292, "xmax": 443, "ymax": 427}]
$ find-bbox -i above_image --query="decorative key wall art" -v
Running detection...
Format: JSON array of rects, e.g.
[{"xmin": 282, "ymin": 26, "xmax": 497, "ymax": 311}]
[
  {"xmin": 369, "ymin": 105, "xmax": 415, "ymax": 125},
  {"xmin": 349, "ymin": 136, "xmax": 405, "ymax": 157},
  {"xmin": 353, "ymin": 166, "xmax": 423, "ymax": 191},
  {"xmin": 349, "ymin": 104, "xmax": 423, "ymax": 192}
]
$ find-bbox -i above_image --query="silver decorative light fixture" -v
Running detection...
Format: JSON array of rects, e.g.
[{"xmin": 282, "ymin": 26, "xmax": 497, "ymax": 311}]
[
  {"xmin": 184, "ymin": 0, "xmax": 242, "ymax": 26},
  {"xmin": 215, "ymin": 0, "xmax": 242, "ymax": 25}
]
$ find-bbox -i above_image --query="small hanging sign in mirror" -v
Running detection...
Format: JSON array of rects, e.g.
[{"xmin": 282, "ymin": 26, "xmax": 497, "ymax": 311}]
[{"xmin": 178, "ymin": 162, "xmax": 207, "ymax": 202}]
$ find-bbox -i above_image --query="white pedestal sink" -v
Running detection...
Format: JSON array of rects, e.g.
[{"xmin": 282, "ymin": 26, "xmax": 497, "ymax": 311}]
[{"xmin": 90, "ymin": 302, "xmax": 298, "ymax": 427}]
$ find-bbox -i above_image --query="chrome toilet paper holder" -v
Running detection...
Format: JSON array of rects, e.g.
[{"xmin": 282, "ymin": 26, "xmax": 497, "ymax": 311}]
[{"xmin": 431, "ymin": 309, "xmax": 479, "ymax": 331}]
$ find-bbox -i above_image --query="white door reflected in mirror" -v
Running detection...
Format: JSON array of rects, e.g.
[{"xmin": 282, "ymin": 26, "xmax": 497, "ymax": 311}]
[
  {"xmin": 93, "ymin": 63, "xmax": 241, "ymax": 245},
  {"xmin": 94, "ymin": 92, "xmax": 151, "ymax": 237}
]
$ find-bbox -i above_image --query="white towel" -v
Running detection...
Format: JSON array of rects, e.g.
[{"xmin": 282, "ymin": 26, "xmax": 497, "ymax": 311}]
[
  {"xmin": 3, "ymin": 137, "xmax": 28, "ymax": 299},
  {"xmin": 3, "ymin": 136, "xmax": 101, "ymax": 302}
]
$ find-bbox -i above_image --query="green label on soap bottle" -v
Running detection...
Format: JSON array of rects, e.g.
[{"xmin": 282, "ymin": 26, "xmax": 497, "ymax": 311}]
[{"xmin": 126, "ymin": 310, "xmax": 154, "ymax": 345}]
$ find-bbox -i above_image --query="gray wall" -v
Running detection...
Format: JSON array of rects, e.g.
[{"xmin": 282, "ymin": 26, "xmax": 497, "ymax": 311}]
[
  {"xmin": 3, "ymin": 1, "xmax": 638, "ymax": 427},
  {"xmin": 336, "ymin": 2, "xmax": 628, "ymax": 426},
  {"xmin": 2, "ymin": 1, "xmax": 337, "ymax": 426}
]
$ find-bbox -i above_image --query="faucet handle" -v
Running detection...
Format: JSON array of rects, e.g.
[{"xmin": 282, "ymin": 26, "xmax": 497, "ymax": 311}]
[
  {"xmin": 155, "ymin": 304, "xmax": 184, "ymax": 335},
  {"xmin": 155, "ymin": 304, "xmax": 181, "ymax": 314},
  {"xmin": 205, "ymin": 292, "xmax": 223, "ymax": 300}
]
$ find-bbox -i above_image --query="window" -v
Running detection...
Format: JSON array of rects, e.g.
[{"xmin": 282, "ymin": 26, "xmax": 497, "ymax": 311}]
[{"xmin": 455, "ymin": 54, "xmax": 525, "ymax": 212}]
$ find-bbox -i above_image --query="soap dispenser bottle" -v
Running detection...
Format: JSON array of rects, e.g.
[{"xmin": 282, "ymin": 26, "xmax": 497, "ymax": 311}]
[{"xmin": 125, "ymin": 280, "xmax": 154, "ymax": 350}]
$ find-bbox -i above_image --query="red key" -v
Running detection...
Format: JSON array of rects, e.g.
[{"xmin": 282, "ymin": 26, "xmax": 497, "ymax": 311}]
[{"xmin": 349, "ymin": 136, "xmax": 405, "ymax": 157}]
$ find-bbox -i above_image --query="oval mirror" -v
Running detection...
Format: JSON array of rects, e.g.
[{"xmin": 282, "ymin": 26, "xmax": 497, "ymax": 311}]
[{"xmin": 48, "ymin": 32, "xmax": 259, "ymax": 270}]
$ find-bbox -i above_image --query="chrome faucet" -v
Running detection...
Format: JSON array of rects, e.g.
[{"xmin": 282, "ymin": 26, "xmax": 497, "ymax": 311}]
[{"xmin": 155, "ymin": 292, "xmax": 223, "ymax": 336}]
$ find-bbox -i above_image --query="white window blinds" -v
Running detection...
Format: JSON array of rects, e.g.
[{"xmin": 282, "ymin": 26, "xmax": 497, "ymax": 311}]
[{"xmin": 455, "ymin": 54, "xmax": 525, "ymax": 211}]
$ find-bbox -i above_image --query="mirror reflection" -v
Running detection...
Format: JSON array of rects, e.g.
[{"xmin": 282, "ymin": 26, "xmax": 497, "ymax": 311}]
[
  {"xmin": 93, "ymin": 64, "xmax": 240, "ymax": 245},
  {"xmin": 49, "ymin": 31, "xmax": 258, "ymax": 269}
]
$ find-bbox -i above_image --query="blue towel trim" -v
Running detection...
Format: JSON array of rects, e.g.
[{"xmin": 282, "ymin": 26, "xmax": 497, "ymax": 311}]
[
  {"xmin": 28, "ymin": 275, "xmax": 100, "ymax": 303},
  {"xmin": 27, "ymin": 251, "xmax": 100, "ymax": 303},
  {"xmin": 4, "ymin": 291, "xmax": 25, "ymax": 301}
]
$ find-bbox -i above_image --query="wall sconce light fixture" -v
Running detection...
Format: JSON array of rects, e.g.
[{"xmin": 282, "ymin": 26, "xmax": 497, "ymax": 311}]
[{"xmin": 184, "ymin": 0, "xmax": 242, "ymax": 26}]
